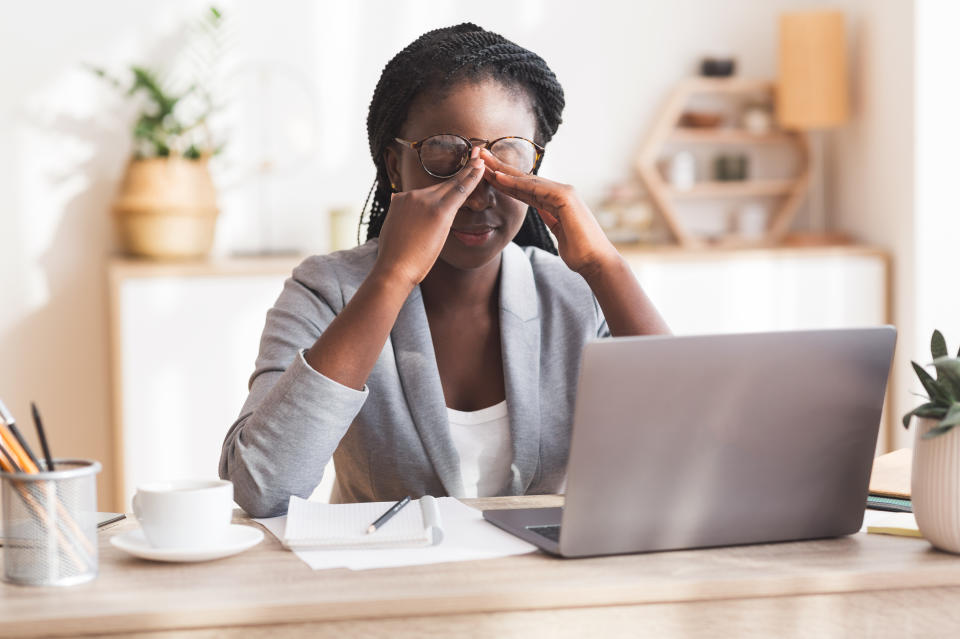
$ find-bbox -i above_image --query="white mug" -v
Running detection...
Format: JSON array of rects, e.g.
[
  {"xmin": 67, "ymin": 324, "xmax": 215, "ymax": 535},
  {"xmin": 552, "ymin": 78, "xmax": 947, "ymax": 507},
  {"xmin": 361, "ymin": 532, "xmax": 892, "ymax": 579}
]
[{"xmin": 132, "ymin": 479, "xmax": 233, "ymax": 549}]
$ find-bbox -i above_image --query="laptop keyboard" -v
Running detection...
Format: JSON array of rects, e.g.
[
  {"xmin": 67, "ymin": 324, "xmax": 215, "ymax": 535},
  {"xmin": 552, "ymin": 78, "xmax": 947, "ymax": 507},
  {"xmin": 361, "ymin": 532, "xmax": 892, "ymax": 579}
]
[{"xmin": 526, "ymin": 524, "xmax": 561, "ymax": 543}]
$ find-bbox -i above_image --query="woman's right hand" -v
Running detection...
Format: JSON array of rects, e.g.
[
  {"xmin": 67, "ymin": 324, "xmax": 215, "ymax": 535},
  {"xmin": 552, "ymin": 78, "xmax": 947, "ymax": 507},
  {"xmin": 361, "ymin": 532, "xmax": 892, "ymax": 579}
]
[{"xmin": 373, "ymin": 148, "xmax": 486, "ymax": 288}]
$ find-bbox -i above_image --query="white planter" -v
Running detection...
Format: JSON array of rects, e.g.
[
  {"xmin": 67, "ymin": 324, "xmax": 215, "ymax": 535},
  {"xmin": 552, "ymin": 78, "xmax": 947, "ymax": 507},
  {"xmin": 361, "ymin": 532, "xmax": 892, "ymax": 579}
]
[{"xmin": 912, "ymin": 417, "xmax": 960, "ymax": 553}]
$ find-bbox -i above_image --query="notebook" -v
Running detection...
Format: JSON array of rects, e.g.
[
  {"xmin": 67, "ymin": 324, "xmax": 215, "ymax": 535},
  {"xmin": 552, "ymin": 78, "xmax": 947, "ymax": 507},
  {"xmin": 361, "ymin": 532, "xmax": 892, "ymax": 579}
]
[
  {"xmin": 282, "ymin": 495, "xmax": 443, "ymax": 550},
  {"xmin": 866, "ymin": 511, "xmax": 922, "ymax": 538}
]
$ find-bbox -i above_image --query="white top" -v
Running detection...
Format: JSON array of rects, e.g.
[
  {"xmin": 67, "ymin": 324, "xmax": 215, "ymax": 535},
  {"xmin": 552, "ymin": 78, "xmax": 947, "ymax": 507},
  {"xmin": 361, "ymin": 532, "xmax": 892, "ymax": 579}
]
[{"xmin": 446, "ymin": 400, "xmax": 512, "ymax": 498}]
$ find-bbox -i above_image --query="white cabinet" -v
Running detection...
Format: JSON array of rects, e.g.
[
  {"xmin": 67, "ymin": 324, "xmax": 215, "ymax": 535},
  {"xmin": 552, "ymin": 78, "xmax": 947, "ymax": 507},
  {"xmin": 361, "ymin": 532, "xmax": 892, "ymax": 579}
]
[
  {"xmin": 108, "ymin": 246, "xmax": 889, "ymax": 510},
  {"xmin": 108, "ymin": 257, "xmax": 301, "ymax": 510},
  {"xmin": 622, "ymin": 246, "xmax": 888, "ymax": 334}
]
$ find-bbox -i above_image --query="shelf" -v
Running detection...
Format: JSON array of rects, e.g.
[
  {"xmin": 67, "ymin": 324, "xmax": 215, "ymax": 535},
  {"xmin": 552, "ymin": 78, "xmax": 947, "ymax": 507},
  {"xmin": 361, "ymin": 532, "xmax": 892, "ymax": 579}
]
[
  {"xmin": 636, "ymin": 77, "xmax": 811, "ymax": 248},
  {"xmin": 667, "ymin": 180, "xmax": 795, "ymax": 199},
  {"xmin": 669, "ymin": 128, "xmax": 795, "ymax": 145},
  {"xmin": 678, "ymin": 77, "xmax": 775, "ymax": 94}
]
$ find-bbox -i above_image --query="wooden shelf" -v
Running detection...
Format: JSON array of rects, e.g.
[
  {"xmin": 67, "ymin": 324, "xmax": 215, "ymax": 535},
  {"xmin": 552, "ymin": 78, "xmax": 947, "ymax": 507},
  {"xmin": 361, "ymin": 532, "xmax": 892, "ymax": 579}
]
[
  {"xmin": 669, "ymin": 128, "xmax": 796, "ymax": 145},
  {"xmin": 667, "ymin": 179, "xmax": 795, "ymax": 199},
  {"xmin": 636, "ymin": 77, "xmax": 811, "ymax": 248},
  {"xmin": 678, "ymin": 77, "xmax": 775, "ymax": 94}
]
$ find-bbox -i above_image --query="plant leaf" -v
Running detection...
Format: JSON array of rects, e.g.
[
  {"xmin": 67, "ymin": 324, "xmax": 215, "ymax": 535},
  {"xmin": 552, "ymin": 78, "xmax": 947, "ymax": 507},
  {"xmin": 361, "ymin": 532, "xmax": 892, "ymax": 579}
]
[
  {"xmin": 932, "ymin": 330, "xmax": 948, "ymax": 359},
  {"xmin": 912, "ymin": 361, "xmax": 952, "ymax": 404},
  {"xmin": 902, "ymin": 402, "xmax": 948, "ymax": 428},
  {"xmin": 933, "ymin": 357, "xmax": 960, "ymax": 399},
  {"xmin": 922, "ymin": 423, "xmax": 957, "ymax": 439},
  {"xmin": 940, "ymin": 403, "xmax": 960, "ymax": 427}
]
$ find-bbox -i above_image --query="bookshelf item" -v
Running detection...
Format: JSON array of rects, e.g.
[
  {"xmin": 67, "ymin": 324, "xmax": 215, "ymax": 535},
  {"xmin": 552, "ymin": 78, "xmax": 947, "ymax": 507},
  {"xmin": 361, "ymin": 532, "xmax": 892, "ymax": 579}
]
[{"xmin": 636, "ymin": 78, "xmax": 812, "ymax": 248}]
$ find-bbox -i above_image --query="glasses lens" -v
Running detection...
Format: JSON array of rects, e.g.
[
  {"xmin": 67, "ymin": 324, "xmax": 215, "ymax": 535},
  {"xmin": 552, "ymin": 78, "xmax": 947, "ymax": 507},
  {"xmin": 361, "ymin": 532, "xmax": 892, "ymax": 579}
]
[
  {"xmin": 418, "ymin": 135, "xmax": 470, "ymax": 177},
  {"xmin": 490, "ymin": 138, "xmax": 538, "ymax": 173}
]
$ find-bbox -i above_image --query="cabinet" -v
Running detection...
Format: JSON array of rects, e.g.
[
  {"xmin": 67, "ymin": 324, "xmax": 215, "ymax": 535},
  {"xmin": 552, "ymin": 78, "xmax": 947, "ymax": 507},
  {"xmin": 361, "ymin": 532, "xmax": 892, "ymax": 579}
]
[
  {"xmin": 620, "ymin": 245, "xmax": 888, "ymax": 334},
  {"xmin": 108, "ymin": 246, "xmax": 889, "ymax": 510},
  {"xmin": 108, "ymin": 257, "xmax": 302, "ymax": 510}
]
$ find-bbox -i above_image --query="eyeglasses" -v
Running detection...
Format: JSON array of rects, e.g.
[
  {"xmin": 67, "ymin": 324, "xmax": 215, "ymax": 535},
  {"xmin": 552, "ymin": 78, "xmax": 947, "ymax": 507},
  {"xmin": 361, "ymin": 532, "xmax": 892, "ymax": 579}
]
[{"xmin": 394, "ymin": 134, "xmax": 545, "ymax": 179}]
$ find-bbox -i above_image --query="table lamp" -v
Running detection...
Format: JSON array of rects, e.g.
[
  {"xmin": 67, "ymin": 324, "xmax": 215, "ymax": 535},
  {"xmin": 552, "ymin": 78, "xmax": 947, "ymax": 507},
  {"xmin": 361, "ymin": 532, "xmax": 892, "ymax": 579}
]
[{"xmin": 777, "ymin": 10, "xmax": 849, "ymax": 239}]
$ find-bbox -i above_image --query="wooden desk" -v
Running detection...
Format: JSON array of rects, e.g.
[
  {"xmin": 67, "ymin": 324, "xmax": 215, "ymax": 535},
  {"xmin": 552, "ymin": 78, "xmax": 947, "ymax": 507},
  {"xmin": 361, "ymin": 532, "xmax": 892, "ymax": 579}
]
[{"xmin": 2, "ymin": 496, "xmax": 960, "ymax": 638}]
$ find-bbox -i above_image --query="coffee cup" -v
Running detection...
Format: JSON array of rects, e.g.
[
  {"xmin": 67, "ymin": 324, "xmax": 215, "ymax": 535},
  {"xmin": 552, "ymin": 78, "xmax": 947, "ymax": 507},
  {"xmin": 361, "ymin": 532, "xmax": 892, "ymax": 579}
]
[{"xmin": 132, "ymin": 479, "xmax": 233, "ymax": 549}]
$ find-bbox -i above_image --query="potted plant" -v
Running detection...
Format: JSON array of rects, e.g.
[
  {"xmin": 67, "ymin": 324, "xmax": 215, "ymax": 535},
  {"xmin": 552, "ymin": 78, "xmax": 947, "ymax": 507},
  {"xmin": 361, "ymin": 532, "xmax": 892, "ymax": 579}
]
[
  {"xmin": 902, "ymin": 329, "xmax": 960, "ymax": 553},
  {"xmin": 92, "ymin": 7, "xmax": 224, "ymax": 259}
]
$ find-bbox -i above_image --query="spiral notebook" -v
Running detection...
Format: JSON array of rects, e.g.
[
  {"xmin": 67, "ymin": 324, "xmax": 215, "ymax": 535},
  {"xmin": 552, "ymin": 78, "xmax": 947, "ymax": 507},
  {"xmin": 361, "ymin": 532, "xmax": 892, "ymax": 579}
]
[{"xmin": 282, "ymin": 495, "xmax": 444, "ymax": 550}]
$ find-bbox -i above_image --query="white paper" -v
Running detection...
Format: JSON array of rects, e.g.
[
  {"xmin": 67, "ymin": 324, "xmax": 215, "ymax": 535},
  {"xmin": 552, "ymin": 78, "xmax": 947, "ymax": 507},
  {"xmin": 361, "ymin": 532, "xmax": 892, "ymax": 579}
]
[
  {"xmin": 255, "ymin": 497, "xmax": 538, "ymax": 570},
  {"xmin": 284, "ymin": 496, "xmax": 438, "ymax": 549}
]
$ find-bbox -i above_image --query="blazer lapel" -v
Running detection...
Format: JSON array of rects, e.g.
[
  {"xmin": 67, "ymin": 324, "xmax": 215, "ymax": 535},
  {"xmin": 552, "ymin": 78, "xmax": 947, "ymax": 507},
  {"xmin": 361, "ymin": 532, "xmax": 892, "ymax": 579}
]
[
  {"xmin": 390, "ymin": 243, "xmax": 542, "ymax": 498},
  {"xmin": 499, "ymin": 243, "xmax": 542, "ymax": 494},
  {"xmin": 391, "ymin": 286, "xmax": 465, "ymax": 497}
]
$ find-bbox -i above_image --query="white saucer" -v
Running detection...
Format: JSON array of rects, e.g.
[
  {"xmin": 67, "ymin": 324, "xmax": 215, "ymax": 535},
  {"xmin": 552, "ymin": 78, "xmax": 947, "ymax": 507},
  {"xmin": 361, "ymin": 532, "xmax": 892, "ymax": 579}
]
[{"xmin": 110, "ymin": 524, "xmax": 264, "ymax": 562}]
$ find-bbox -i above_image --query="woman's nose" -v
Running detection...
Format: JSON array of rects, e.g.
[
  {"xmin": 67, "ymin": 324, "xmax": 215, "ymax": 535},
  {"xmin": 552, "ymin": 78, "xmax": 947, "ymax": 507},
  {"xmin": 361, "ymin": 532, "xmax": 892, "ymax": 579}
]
[{"xmin": 462, "ymin": 178, "xmax": 495, "ymax": 211}]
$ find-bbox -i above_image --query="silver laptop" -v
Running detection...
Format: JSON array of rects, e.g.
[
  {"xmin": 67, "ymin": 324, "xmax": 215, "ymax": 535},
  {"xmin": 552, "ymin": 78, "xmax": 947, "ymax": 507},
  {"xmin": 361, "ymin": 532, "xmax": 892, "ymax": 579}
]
[{"xmin": 483, "ymin": 327, "xmax": 896, "ymax": 557}]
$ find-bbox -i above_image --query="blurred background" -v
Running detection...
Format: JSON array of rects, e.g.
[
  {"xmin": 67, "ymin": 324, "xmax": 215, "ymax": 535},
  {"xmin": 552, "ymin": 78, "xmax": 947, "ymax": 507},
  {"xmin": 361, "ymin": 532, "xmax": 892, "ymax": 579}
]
[{"xmin": 1, "ymin": 0, "xmax": 956, "ymax": 510}]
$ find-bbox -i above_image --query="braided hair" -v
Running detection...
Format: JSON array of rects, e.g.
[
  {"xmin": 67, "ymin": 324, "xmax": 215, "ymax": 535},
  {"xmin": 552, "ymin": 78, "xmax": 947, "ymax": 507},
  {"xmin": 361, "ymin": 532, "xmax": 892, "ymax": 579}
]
[{"xmin": 360, "ymin": 23, "xmax": 564, "ymax": 255}]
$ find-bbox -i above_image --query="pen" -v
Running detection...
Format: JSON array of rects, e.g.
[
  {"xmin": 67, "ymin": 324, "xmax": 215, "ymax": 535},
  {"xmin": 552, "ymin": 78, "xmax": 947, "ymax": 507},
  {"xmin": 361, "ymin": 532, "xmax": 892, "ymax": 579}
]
[
  {"xmin": 31, "ymin": 402, "xmax": 55, "ymax": 471},
  {"xmin": 366, "ymin": 496, "xmax": 411, "ymax": 534}
]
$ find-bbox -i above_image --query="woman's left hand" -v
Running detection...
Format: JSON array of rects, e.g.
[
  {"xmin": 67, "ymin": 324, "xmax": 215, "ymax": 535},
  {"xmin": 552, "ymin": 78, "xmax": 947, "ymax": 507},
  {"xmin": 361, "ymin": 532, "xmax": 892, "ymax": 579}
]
[{"xmin": 480, "ymin": 148, "xmax": 618, "ymax": 278}]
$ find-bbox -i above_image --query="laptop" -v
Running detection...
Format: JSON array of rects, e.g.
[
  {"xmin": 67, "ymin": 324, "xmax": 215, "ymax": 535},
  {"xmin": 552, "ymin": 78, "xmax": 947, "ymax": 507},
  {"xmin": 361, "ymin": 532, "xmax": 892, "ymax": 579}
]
[{"xmin": 483, "ymin": 327, "xmax": 896, "ymax": 557}]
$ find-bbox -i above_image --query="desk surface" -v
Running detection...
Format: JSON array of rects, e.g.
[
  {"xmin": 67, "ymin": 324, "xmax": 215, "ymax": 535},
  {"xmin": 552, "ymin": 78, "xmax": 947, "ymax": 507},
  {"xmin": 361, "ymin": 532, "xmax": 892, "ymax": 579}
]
[{"xmin": 2, "ymin": 495, "xmax": 959, "ymax": 638}]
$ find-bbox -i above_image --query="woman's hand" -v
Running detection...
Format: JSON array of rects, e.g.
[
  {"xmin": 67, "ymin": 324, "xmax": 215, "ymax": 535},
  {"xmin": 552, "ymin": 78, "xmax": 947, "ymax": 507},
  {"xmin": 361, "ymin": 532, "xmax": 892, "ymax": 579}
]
[
  {"xmin": 479, "ymin": 148, "xmax": 618, "ymax": 278},
  {"xmin": 374, "ymin": 148, "xmax": 486, "ymax": 288},
  {"xmin": 481, "ymin": 148, "xmax": 670, "ymax": 337}
]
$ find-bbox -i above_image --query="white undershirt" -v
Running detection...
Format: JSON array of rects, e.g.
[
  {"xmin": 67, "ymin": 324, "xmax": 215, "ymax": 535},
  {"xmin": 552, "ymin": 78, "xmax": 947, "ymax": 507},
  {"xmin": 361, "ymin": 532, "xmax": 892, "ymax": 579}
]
[{"xmin": 446, "ymin": 400, "xmax": 512, "ymax": 498}]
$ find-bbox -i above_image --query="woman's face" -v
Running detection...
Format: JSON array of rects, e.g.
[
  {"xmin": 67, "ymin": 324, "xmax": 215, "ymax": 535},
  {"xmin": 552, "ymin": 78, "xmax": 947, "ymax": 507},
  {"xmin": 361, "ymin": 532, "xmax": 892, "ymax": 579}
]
[{"xmin": 385, "ymin": 78, "xmax": 538, "ymax": 272}]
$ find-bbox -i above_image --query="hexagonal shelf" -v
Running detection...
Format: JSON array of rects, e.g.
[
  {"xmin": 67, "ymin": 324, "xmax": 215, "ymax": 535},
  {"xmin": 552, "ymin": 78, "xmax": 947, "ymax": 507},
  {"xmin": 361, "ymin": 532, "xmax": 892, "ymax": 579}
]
[{"xmin": 635, "ymin": 77, "xmax": 812, "ymax": 248}]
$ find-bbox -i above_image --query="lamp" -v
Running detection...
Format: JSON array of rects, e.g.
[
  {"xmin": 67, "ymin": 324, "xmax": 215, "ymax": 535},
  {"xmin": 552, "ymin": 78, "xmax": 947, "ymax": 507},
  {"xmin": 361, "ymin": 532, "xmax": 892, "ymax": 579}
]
[{"xmin": 777, "ymin": 10, "xmax": 849, "ymax": 238}]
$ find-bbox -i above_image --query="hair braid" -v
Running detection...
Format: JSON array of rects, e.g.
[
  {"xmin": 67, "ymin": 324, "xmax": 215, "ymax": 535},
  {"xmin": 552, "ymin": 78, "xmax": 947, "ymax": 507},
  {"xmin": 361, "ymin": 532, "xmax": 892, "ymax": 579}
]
[{"xmin": 361, "ymin": 23, "xmax": 564, "ymax": 255}]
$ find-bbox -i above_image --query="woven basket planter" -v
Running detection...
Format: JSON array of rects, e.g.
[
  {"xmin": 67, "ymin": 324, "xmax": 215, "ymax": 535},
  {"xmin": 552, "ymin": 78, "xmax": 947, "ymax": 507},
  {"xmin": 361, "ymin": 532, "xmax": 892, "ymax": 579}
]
[{"xmin": 113, "ymin": 158, "xmax": 219, "ymax": 259}]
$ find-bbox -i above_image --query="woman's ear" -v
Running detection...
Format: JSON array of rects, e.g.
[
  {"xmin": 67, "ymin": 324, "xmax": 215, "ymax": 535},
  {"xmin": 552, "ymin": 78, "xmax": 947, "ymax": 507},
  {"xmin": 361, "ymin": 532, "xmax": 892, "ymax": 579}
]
[{"xmin": 383, "ymin": 146, "xmax": 402, "ymax": 192}]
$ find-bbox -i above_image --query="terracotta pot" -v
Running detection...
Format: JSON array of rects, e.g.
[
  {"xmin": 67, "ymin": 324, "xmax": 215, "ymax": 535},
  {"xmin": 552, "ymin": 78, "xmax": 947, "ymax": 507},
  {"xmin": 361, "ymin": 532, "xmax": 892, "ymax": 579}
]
[
  {"xmin": 911, "ymin": 417, "xmax": 960, "ymax": 553},
  {"xmin": 113, "ymin": 157, "xmax": 219, "ymax": 259}
]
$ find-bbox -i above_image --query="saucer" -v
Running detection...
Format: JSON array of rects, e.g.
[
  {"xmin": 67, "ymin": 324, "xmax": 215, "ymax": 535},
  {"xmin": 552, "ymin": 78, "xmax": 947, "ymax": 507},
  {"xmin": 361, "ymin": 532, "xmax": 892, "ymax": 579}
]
[{"xmin": 110, "ymin": 524, "xmax": 264, "ymax": 562}]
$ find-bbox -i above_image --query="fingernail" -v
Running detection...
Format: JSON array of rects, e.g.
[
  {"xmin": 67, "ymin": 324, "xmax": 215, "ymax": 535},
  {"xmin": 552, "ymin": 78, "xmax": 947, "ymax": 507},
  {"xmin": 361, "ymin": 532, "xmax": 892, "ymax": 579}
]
[{"xmin": 471, "ymin": 147, "xmax": 480, "ymax": 159}]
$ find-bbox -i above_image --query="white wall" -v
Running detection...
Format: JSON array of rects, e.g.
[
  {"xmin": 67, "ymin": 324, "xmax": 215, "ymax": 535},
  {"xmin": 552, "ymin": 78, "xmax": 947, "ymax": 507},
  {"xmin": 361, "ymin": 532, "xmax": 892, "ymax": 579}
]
[
  {"xmin": 0, "ymin": 0, "xmax": 203, "ymax": 509},
  {"xmin": 833, "ymin": 0, "xmax": 915, "ymax": 449},
  {"xmin": 913, "ymin": 0, "xmax": 960, "ymax": 443},
  {"xmin": 0, "ymin": 0, "xmax": 915, "ymax": 508}
]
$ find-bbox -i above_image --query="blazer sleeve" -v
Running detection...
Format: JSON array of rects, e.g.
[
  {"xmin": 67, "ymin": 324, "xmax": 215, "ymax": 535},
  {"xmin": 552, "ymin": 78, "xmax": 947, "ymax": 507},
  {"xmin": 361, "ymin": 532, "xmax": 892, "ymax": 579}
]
[
  {"xmin": 594, "ymin": 294, "xmax": 611, "ymax": 338},
  {"xmin": 219, "ymin": 260, "xmax": 369, "ymax": 517}
]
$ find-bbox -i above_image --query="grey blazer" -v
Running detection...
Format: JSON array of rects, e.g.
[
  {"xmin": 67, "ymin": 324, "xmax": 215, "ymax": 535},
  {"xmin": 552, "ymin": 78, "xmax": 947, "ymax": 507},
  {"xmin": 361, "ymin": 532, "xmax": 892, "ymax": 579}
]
[{"xmin": 219, "ymin": 239, "xmax": 609, "ymax": 517}]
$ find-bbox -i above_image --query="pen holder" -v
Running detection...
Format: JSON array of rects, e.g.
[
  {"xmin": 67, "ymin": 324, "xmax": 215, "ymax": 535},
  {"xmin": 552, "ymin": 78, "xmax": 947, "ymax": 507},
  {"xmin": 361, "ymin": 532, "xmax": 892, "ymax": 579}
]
[{"xmin": 1, "ymin": 459, "xmax": 101, "ymax": 586}]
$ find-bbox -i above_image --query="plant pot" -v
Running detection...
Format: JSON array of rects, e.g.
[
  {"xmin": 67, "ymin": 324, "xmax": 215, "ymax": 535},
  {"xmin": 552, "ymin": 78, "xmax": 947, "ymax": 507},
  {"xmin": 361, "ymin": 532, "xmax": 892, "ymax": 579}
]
[
  {"xmin": 113, "ymin": 157, "xmax": 219, "ymax": 259},
  {"xmin": 911, "ymin": 417, "xmax": 960, "ymax": 553}
]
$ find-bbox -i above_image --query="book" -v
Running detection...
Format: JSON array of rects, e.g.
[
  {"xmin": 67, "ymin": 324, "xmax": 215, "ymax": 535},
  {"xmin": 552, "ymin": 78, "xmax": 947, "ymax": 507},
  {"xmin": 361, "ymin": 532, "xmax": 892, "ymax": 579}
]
[
  {"xmin": 868, "ymin": 448, "xmax": 911, "ymax": 499},
  {"xmin": 282, "ymin": 495, "xmax": 443, "ymax": 550}
]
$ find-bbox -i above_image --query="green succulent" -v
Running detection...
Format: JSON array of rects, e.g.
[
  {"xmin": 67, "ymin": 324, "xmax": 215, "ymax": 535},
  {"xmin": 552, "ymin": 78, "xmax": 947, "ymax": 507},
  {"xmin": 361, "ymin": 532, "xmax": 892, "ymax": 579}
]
[{"xmin": 902, "ymin": 330, "xmax": 960, "ymax": 439}]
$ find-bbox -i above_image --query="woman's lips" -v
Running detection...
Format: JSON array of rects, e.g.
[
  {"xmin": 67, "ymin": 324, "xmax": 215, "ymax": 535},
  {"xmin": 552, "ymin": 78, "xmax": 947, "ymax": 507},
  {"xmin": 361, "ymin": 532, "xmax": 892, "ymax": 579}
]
[{"xmin": 451, "ymin": 227, "xmax": 496, "ymax": 247}]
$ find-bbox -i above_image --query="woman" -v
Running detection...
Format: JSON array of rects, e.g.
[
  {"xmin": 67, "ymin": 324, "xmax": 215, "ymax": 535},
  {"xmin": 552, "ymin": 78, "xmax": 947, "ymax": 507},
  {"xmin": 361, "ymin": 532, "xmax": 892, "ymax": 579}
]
[{"xmin": 220, "ymin": 23, "xmax": 669, "ymax": 517}]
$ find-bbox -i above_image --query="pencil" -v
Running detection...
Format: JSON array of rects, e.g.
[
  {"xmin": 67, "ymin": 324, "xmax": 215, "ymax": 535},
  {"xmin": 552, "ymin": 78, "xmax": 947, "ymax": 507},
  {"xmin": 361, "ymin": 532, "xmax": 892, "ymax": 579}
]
[
  {"xmin": 0, "ymin": 440, "xmax": 21, "ymax": 473},
  {"xmin": 31, "ymin": 402, "xmax": 55, "ymax": 471},
  {"xmin": 0, "ymin": 402, "xmax": 94, "ymax": 571},
  {"xmin": 0, "ymin": 423, "xmax": 38, "ymax": 473},
  {"xmin": 366, "ymin": 496, "xmax": 412, "ymax": 534},
  {"xmin": 8, "ymin": 424, "xmax": 40, "ymax": 469}
]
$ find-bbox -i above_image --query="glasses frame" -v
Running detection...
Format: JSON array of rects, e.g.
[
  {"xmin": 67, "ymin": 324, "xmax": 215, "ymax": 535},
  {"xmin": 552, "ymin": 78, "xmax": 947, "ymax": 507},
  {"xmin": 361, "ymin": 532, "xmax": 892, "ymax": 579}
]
[{"xmin": 394, "ymin": 134, "xmax": 545, "ymax": 178}]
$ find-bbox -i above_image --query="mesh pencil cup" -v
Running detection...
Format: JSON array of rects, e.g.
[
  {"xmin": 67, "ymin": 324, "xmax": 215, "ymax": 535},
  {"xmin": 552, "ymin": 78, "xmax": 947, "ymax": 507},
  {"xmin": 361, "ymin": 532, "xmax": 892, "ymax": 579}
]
[{"xmin": 1, "ymin": 459, "xmax": 101, "ymax": 586}]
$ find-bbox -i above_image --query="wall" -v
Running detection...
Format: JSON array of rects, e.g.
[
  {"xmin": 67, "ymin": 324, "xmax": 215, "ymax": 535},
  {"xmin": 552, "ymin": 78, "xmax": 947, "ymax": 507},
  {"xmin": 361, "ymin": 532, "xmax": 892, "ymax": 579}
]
[
  {"xmin": 0, "ymin": 0, "xmax": 912, "ymax": 509},
  {"xmin": 0, "ymin": 0, "xmax": 203, "ymax": 509},
  {"xmin": 913, "ymin": 0, "xmax": 960, "ymax": 444},
  {"xmin": 832, "ymin": 0, "xmax": 915, "ymax": 449}
]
